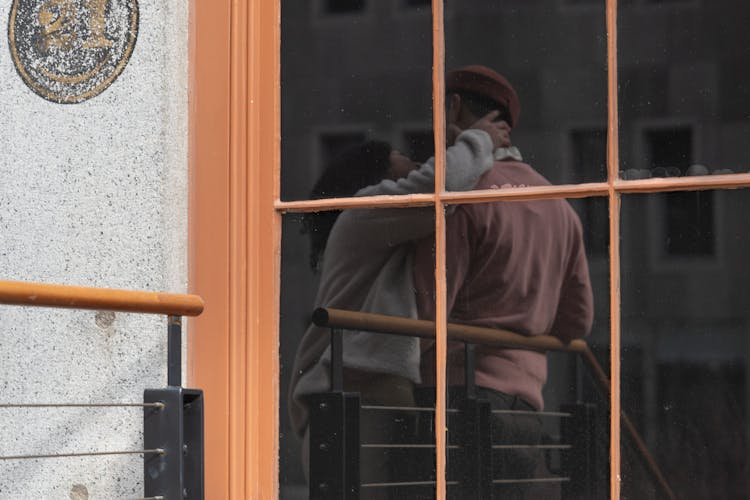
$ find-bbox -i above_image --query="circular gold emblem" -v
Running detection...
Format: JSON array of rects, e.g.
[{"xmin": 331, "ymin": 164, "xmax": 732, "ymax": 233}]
[{"xmin": 8, "ymin": 0, "xmax": 138, "ymax": 103}]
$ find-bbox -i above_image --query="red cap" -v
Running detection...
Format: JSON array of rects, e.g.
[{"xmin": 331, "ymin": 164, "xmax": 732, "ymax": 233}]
[{"xmin": 446, "ymin": 65, "xmax": 521, "ymax": 127}]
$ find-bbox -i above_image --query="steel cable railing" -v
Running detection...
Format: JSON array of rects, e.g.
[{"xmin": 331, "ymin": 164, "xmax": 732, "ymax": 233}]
[
  {"xmin": 0, "ymin": 404, "xmax": 167, "ymax": 462},
  {"xmin": 310, "ymin": 307, "xmax": 676, "ymax": 500},
  {"xmin": 0, "ymin": 279, "xmax": 205, "ymax": 500},
  {"xmin": 352, "ymin": 402, "xmax": 577, "ymax": 490}
]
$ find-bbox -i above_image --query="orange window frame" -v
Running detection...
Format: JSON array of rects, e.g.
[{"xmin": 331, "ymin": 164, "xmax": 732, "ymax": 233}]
[
  {"xmin": 188, "ymin": 1, "xmax": 750, "ymax": 499},
  {"xmin": 189, "ymin": 0, "xmax": 280, "ymax": 498}
]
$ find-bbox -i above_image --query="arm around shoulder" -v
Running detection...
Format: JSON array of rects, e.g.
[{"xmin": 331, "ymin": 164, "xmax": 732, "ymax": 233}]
[{"xmin": 354, "ymin": 129, "xmax": 494, "ymax": 198}]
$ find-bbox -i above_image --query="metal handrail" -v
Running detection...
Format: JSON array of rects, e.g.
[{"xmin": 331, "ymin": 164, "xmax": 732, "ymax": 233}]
[
  {"xmin": 1, "ymin": 279, "xmax": 206, "ymax": 497},
  {"xmin": 0, "ymin": 279, "xmax": 204, "ymax": 316},
  {"xmin": 314, "ymin": 307, "xmax": 677, "ymax": 500}
]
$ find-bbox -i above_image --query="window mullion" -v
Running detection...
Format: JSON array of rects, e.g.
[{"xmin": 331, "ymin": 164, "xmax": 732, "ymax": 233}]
[
  {"xmin": 607, "ymin": 0, "xmax": 622, "ymax": 498},
  {"xmin": 432, "ymin": 0, "xmax": 447, "ymax": 499}
]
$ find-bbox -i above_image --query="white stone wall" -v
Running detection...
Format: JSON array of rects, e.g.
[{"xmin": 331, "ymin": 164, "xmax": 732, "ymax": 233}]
[{"xmin": 0, "ymin": 2, "xmax": 189, "ymax": 498}]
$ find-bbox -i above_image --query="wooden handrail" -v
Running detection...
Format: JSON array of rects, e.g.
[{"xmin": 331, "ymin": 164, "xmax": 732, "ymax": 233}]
[
  {"xmin": 0, "ymin": 280, "xmax": 204, "ymax": 317},
  {"xmin": 313, "ymin": 307, "xmax": 590, "ymax": 353},
  {"xmin": 314, "ymin": 307, "xmax": 676, "ymax": 500}
]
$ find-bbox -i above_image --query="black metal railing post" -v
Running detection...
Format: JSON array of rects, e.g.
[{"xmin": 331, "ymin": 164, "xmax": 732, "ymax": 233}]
[
  {"xmin": 308, "ymin": 391, "xmax": 361, "ymax": 500},
  {"xmin": 330, "ymin": 327, "xmax": 344, "ymax": 392},
  {"xmin": 560, "ymin": 402, "xmax": 598, "ymax": 500},
  {"xmin": 143, "ymin": 315, "xmax": 205, "ymax": 500},
  {"xmin": 308, "ymin": 327, "xmax": 360, "ymax": 499},
  {"xmin": 167, "ymin": 315, "xmax": 182, "ymax": 387},
  {"xmin": 457, "ymin": 342, "xmax": 493, "ymax": 500},
  {"xmin": 465, "ymin": 343, "xmax": 477, "ymax": 399}
]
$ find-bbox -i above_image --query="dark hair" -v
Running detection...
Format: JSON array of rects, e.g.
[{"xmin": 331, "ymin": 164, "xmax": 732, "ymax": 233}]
[
  {"xmin": 452, "ymin": 90, "xmax": 511, "ymax": 125},
  {"xmin": 302, "ymin": 140, "xmax": 392, "ymax": 271}
]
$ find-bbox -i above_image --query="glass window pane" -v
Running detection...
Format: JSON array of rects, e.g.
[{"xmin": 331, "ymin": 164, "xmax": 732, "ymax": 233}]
[
  {"xmin": 324, "ymin": 0, "xmax": 366, "ymax": 15},
  {"xmin": 619, "ymin": 1, "xmax": 750, "ymax": 178},
  {"xmin": 435, "ymin": 197, "xmax": 610, "ymax": 497},
  {"xmin": 444, "ymin": 1, "xmax": 608, "ymax": 186},
  {"xmin": 279, "ymin": 211, "xmax": 437, "ymax": 499},
  {"xmin": 621, "ymin": 190, "xmax": 750, "ymax": 498},
  {"xmin": 281, "ymin": 2, "xmax": 433, "ymax": 201}
]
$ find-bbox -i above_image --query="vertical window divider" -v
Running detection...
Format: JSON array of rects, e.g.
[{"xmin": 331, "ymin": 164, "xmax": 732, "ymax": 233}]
[
  {"xmin": 607, "ymin": 0, "xmax": 622, "ymax": 498},
  {"xmin": 257, "ymin": 0, "xmax": 282, "ymax": 497},
  {"xmin": 230, "ymin": 0, "xmax": 250, "ymax": 497},
  {"xmin": 432, "ymin": 1, "xmax": 447, "ymax": 499}
]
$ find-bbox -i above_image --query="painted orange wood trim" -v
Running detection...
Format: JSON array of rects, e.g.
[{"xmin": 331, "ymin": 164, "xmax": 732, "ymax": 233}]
[
  {"xmin": 608, "ymin": 189, "xmax": 622, "ymax": 500},
  {"xmin": 188, "ymin": 0, "xmax": 232, "ymax": 498},
  {"xmin": 431, "ymin": 0, "xmax": 447, "ymax": 498},
  {"xmin": 614, "ymin": 174, "xmax": 750, "ymax": 193},
  {"xmin": 274, "ymin": 183, "xmax": 611, "ymax": 213},
  {"xmin": 438, "ymin": 183, "xmax": 610, "ymax": 203},
  {"xmin": 606, "ymin": 0, "xmax": 621, "ymax": 497},
  {"xmin": 190, "ymin": 0, "xmax": 279, "ymax": 497},
  {"xmin": 276, "ymin": 193, "xmax": 437, "ymax": 211},
  {"xmin": 246, "ymin": 0, "xmax": 281, "ymax": 497},
  {"xmin": 275, "ymin": 173, "xmax": 750, "ymax": 216},
  {"xmin": 228, "ymin": 0, "xmax": 250, "ymax": 497},
  {"xmin": 0, "ymin": 280, "xmax": 204, "ymax": 316}
]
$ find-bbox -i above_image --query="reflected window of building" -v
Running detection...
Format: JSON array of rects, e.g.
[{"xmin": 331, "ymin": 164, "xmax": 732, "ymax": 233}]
[
  {"xmin": 643, "ymin": 127, "xmax": 715, "ymax": 257},
  {"xmin": 571, "ymin": 128, "xmax": 608, "ymax": 257},
  {"xmin": 664, "ymin": 191, "xmax": 714, "ymax": 256},
  {"xmin": 571, "ymin": 127, "xmax": 607, "ymax": 183},
  {"xmin": 645, "ymin": 127, "xmax": 691, "ymax": 176},
  {"xmin": 620, "ymin": 190, "xmax": 749, "ymax": 498},
  {"xmin": 563, "ymin": 0, "xmax": 604, "ymax": 5},
  {"xmin": 319, "ymin": 131, "xmax": 367, "ymax": 167},
  {"xmin": 324, "ymin": 0, "xmax": 366, "ymax": 15},
  {"xmin": 580, "ymin": 198, "xmax": 608, "ymax": 257}
]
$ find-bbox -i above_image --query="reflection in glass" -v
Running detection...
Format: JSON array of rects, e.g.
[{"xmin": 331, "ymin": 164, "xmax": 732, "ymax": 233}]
[
  {"xmin": 621, "ymin": 190, "xmax": 750, "ymax": 499},
  {"xmin": 281, "ymin": 2, "xmax": 433, "ymax": 200},
  {"xmin": 280, "ymin": 205, "xmax": 437, "ymax": 499},
  {"xmin": 279, "ymin": 55, "xmax": 502, "ymax": 495},
  {"xmin": 429, "ymin": 196, "xmax": 610, "ymax": 498},
  {"xmin": 444, "ymin": 1, "xmax": 608, "ymax": 185},
  {"xmin": 619, "ymin": 1, "xmax": 750, "ymax": 178},
  {"xmin": 278, "ymin": 113, "xmax": 506, "ymax": 495},
  {"xmin": 324, "ymin": 0, "xmax": 366, "ymax": 15}
]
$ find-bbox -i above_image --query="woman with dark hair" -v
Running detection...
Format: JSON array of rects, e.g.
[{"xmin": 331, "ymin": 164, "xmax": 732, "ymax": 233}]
[
  {"xmin": 303, "ymin": 140, "xmax": 397, "ymax": 272},
  {"xmin": 289, "ymin": 113, "xmax": 507, "ymax": 482}
]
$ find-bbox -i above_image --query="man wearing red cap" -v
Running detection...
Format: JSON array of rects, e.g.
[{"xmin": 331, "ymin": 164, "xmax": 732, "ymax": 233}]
[{"xmin": 414, "ymin": 65, "xmax": 594, "ymax": 497}]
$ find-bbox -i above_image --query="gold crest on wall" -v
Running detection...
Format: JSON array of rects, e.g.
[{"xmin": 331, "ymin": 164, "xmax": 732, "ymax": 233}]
[{"xmin": 8, "ymin": 0, "xmax": 139, "ymax": 103}]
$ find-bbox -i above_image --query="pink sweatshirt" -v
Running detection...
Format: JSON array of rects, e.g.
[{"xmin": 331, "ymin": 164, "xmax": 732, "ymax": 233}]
[{"xmin": 414, "ymin": 160, "xmax": 594, "ymax": 410}]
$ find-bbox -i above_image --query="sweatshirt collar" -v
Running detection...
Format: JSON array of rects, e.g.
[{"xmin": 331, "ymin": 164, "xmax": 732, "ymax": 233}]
[{"xmin": 494, "ymin": 146, "xmax": 523, "ymax": 162}]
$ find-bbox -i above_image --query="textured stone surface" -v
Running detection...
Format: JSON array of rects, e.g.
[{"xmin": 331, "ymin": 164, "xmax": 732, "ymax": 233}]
[{"xmin": 0, "ymin": 1, "xmax": 188, "ymax": 497}]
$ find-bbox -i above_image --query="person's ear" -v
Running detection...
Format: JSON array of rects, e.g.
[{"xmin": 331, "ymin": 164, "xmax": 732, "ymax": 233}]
[{"xmin": 446, "ymin": 93, "xmax": 461, "ymax": 126}]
